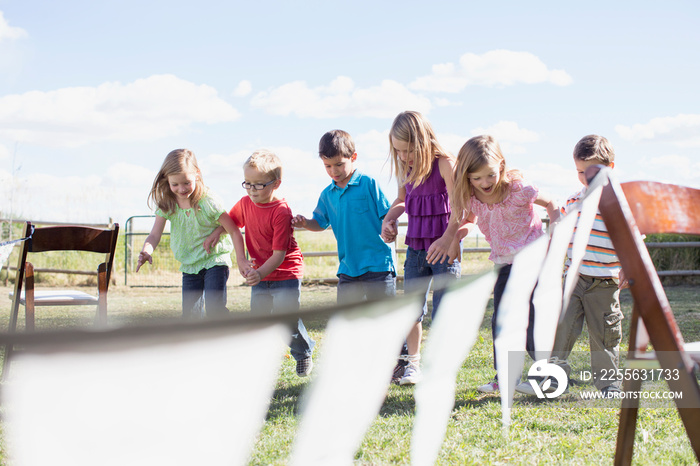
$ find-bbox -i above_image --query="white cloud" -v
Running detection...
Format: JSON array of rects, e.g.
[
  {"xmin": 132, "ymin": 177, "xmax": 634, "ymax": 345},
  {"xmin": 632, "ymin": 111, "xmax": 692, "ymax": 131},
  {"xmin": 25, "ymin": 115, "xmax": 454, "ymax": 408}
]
[
  {"xmin": 0, "ymin": 11, "xmax": 27, "ymax": 42},
  {"xmin": 646, "ymin": 154, "xmax": 700, "ymax": 185},
  {"xmin": 433, "ymin": 97, "xmax": 462, "ymax": 107},
  {"xmin": 0, "ymin": 172, "xmax": 116, "ymax": 223},
  {"xmin": 0, "ymin": 74, "xmax": 241, "ymax": 148},
  {"xmin": 105, "ymin": 162, "xmax": 154, "ymax": 188},
  {"xmin": 471, "ymin": 121, "xmax": 540, "ymax": 143},
  {"xmin": 615, "ymin": 114, "xmax": 700, "ymax": 148},
  {"xmin": 470, "ymin": 120, "xmax": 540, "ymax": 155},
  {"xmin": 409, "ymin": 50, "xmax": 573, "ymax": 92},
  {"xmin": 250, "ymin": 76, "xmax": 432, "ymax": 118},
  {"xmin": 525, "ymin": 162, "xmax": 578, "ymax": 198},
  {"xmin": 233, "ymin": 80, "xmax": 252, "ymax": 97}
]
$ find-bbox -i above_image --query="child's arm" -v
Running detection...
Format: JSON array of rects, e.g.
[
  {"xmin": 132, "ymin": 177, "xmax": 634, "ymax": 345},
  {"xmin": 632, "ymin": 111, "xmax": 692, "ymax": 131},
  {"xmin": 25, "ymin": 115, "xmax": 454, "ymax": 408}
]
[
  {"xmin": 216, "ymin": 213, "xmax": 254, "ymax": 276},
  {"xmin": 244, "ymin": 250, "xmax": 286, "ymax": 286},
  {"xmin": 136, "ymin": 215, "xmax": 167, "ymax": 272},
  {"xmin": 204, "ymin": 225, "xmax": 225, "ymax": 253},
  {"xmin": 446, "ymin": 214, "xmax": 477, "ymax": 263},
  {"xmin": 534, "ymin": 192, "xmax": 561, "ymax": 225},
  {"xmin": 381, "ymin": 187, "xmax": 406, "ymax": 243},
  {"xmin": 292, "ymin": 215, "xmax": 324, "ymax": 231}
]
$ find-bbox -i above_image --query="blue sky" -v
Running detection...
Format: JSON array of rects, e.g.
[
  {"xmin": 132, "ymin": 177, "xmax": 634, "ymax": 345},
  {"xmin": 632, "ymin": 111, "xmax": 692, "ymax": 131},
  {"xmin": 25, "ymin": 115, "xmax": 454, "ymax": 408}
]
[{"xmin": 1, "ymin": 1, "xmax": 699, "ymax": 227}]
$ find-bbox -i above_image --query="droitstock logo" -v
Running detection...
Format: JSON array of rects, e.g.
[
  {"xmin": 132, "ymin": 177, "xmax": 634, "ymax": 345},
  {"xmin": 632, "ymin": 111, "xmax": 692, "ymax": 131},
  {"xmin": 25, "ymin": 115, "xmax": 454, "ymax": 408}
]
[{"xmin": 527, "ymin": 359, "xmax": 568, "ymax": 399}]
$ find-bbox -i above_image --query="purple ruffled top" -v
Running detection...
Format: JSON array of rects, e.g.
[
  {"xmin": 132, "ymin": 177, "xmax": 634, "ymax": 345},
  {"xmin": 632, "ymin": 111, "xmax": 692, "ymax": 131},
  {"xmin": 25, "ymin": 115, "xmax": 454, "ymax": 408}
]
[{"xmin": 404, "ymin": 158, "xmax": 450, "ymax": 251}]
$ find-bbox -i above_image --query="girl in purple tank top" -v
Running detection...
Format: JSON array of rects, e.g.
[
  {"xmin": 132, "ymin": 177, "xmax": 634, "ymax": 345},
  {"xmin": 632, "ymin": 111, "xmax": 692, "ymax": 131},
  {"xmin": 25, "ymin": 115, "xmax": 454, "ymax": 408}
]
[{"xmin": 381, "ymin": 111, "xmax": 470, "ymax": 386}]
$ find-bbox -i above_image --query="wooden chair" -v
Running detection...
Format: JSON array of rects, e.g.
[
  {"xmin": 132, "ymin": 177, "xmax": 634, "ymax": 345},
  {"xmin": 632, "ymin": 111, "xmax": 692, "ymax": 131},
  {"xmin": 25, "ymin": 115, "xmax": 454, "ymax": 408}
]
[
  {"xmin": 586, "ymin": 166, "xmax": 700, "ymax": 465},
  {"xmin": 3, "ymin": 221, "xmax": 120, "ymax": 377}
]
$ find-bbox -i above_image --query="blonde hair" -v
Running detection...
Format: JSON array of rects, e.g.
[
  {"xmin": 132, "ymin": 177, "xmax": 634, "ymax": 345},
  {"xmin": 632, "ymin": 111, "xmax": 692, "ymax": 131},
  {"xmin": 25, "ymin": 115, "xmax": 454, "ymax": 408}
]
[
  {"xmin": 147, "ymin": 149, "xmax": 205, "ymax": 214},
  {"xmin": 452, "ymin": 135, "xmax": 522, "ymax": 219},
  {"xmin": 573, "ymin": 134, "xmax": 615, "ymax": 166},
  {"xmin": 388, "ymin": 111, "xmax": 452, "ymax": 187},
  {"xmin": 244, "ymin": 150, "xmax": 283, "ymax": 180}
]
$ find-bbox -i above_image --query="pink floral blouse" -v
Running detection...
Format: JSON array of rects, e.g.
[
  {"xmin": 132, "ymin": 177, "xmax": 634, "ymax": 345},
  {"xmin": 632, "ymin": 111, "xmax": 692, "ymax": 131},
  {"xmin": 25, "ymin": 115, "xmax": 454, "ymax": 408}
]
[{"xmin": 469, "ymin": 180, "xmax": 544, "ymax": 265}]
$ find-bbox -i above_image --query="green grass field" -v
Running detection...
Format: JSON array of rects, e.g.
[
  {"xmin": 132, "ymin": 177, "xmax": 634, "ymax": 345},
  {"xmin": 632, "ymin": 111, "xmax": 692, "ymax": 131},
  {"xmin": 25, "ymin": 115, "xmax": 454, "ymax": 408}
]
[{"xmin": 0, "ymin": 281, "xmax": 697, "ymax": 465}]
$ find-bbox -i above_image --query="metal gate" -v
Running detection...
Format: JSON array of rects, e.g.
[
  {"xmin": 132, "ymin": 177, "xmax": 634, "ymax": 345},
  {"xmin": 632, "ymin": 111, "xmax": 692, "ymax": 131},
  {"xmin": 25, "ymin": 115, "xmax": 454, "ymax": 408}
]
[{"xmin": 123, "ymin": 215, "xmax": 180, "ymax": 287}]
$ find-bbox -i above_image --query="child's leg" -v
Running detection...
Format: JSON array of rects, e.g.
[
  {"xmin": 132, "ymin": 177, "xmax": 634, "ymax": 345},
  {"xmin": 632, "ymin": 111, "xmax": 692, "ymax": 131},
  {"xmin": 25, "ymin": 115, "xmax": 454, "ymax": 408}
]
[
  {"xmin": 361, "ymin": 271, "xmax": 397, "ymax": 301},
  {"xmin": 583, "ymin": 278, "xmax": 622, "ymax": 390},
  {"xmin": 182, "ymin": 270, "xmax": 205, "ymax": 319},
  {"xmin": 250, "ymin": 282, "xmax": 273, "ymax": 314},
  {"xmin": 551, "ymin": 275, "xmax": 587, "ymax": 376},
  {"xmin": 336, "ymin": 274, "xmax": 363, "ymax": 305},
  {"xmin": 526, "ymin": 295, "xmax": 536, "ymax": 360},
  {"xmin": 403, "ymin": 247, "xmax": 432, "ymax": 318},
  {"xmin": 400, "ymin": 248, "xmax": 434, "ymax": 385},
  {"xmin": 202, "ymin": 265, "xmax": 230, "ymax": 317},
  {"xmin": 429, "ymin": 259, "xmax": 461, "ymax": 320},
  {"xmin": 490, "ymin": 264, "xmax": 513, "ymax": 374},
  {"xmin": 269, "ymin": 279, "xmax": 315, "ymax": 360}
]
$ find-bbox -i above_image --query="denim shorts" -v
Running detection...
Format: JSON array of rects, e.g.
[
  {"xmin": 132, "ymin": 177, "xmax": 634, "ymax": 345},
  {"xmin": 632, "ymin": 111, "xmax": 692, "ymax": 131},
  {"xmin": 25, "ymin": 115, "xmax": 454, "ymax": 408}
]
[
  {"xmin": 336, "ymin": 271, "xmax": 396, "ymax": 305},
  {"xmin": 403, "ymin": 247, "xmax": 460, "ymax": 321}
]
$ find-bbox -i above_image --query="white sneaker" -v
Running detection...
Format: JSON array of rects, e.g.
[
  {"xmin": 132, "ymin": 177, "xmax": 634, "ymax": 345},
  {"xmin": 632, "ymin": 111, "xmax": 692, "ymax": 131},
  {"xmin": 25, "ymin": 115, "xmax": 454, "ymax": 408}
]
[
  {"xmin": 477, "ymin": 380, "xmax": 499, "ymax": 393},
  {"xmin": 399, "ymin": 360, "xmax": 423, "ymax": 385},
  {"xmin": 515, "ymin": 380, "xmax": 537, "ymax": 395},
  {"xmin": 515, "ymin": 377, "xmax": 560, "ymax": 396}
]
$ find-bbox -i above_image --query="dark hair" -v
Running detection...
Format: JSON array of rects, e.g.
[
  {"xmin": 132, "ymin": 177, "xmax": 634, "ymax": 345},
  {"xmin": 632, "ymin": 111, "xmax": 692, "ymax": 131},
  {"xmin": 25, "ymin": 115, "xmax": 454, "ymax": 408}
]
[
  {"xmin": 573, "ymin": 134, "xmax": 615, "ymax": 166},
  {"xmin": 319, "ymin": 130, "xmax": 355, "ymax": 159}
]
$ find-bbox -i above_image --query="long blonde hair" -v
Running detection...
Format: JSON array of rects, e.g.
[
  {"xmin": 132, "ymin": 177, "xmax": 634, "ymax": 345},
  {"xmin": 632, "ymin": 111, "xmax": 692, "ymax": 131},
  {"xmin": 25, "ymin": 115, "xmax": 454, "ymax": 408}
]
[
  {"xmin": 388, "ymin": 111, "xmax": 452, "ymax": 187},
  {"xmin": 452, "ymin": 135, "xmax": 522, "ymax": 219},
  {"xmin": 147, "ymin": 149, "xmax": 205, "ymax": 214}
]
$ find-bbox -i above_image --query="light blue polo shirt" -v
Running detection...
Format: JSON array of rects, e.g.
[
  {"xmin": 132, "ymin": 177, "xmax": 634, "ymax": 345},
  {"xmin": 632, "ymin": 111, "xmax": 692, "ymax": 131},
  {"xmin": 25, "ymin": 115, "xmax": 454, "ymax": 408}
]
[{"xmin": 312, "ymin": 170, "xmax": 395, "ymax": 277}]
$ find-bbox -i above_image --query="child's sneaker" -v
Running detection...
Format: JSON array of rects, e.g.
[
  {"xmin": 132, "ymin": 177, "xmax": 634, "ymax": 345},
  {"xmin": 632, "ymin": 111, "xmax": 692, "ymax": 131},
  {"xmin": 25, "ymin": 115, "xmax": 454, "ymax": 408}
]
[
  {"xmin": 296, "ymin": 356, "xmax": 313, "ymax": 377},
  {"xmin": 515, "ymin": 376, "xmax": 561, "ymax": 396},
  {"xmin": 600, "ymin": 385, "xmax": 622, "ymax": 398},
  {"xmin": 477, "ymin": 380, "xmax": 499, "ymax": 393},
  {"xmin": 391, "ymin": 360, "xmax": 407, "ymax": 384},
  {"xmin": 399, "ymin": 355, "xmax": 422, "ymax": 385}
]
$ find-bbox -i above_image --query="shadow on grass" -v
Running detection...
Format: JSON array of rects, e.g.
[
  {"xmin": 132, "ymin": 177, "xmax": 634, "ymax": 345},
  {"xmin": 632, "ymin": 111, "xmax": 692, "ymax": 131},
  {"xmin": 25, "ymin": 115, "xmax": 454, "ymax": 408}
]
[
  {"xmin": 265, "ymin": 383, "xmax": 307, "ymax": 420},
  {"xmin": 377, "ymin": 386, "xmax": 504, "ymax": 418}
]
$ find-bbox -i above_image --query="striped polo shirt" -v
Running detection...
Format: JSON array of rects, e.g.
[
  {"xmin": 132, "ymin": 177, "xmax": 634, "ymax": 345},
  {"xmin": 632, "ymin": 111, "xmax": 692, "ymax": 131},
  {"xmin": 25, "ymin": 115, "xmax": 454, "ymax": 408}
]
[{"xmin": 563, "ymin": 187, "xmax": 621, "ymax": 279}]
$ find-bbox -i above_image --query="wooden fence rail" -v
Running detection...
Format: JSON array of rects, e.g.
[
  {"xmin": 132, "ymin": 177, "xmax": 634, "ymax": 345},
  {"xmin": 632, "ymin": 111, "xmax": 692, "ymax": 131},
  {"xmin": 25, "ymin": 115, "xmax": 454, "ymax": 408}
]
[{"xmin": 1, "ymin": 218, "xmax": 697, "ymax": 285}]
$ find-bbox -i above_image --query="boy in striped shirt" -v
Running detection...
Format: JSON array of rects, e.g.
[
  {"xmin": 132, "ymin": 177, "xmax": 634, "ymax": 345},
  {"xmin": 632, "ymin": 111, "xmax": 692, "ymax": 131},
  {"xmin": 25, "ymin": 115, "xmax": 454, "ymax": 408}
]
[{"xmin": 552, "ymin": 134, "xmax": 627, "ymax": 396}]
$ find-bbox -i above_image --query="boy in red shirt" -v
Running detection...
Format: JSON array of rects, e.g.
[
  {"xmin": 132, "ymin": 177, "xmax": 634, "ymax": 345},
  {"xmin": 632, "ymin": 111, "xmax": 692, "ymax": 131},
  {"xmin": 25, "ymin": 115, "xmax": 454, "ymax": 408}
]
[{"xmin": 214, "ymin": 150, "xmax": 315, "ymax": 376}]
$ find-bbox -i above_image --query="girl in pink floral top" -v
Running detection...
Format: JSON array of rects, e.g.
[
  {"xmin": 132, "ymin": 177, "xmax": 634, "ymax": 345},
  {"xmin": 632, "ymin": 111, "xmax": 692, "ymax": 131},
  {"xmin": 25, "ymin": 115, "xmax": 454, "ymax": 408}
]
[{"xmin": 452, "ymin": 135, "xmax": 559, "ymax": 393}]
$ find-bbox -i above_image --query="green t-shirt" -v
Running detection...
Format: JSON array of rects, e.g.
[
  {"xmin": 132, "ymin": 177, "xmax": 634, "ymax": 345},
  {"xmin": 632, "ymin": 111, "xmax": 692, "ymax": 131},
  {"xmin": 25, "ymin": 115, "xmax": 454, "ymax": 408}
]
[{"xmin": 156, "ymin": 193, "xmax": 233, "ymax": 274}]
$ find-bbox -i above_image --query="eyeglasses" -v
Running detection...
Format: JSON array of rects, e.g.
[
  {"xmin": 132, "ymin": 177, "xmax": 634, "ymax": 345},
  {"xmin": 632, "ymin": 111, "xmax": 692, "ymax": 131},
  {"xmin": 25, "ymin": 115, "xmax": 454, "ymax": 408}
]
[{"xmin": 242, "ymin": 180, "xmax": 276, "ymax": 191}]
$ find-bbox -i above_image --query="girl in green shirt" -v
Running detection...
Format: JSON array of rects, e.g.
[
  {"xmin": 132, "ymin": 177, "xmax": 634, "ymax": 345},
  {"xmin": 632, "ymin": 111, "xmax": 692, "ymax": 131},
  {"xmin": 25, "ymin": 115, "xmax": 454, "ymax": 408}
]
[{"xmin": 137, "ymin": 149, "xmax": 245, "ymax": 318}]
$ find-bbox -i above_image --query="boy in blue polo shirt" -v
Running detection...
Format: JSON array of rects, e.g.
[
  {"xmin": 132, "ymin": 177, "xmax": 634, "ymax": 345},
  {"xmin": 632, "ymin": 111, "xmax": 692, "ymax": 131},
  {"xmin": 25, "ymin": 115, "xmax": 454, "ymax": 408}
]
[{"xmin": 293, "ymin": 129, "xmax": 396, "ymax": 304}]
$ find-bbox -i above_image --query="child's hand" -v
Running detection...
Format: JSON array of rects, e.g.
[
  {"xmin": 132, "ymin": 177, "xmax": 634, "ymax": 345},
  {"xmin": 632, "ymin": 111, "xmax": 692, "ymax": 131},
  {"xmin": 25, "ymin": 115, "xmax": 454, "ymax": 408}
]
[
  {"xmin": 244, "ymin": 268, "xmax": 262, "ymax": 286},
  {"xmin": 236, "ymin": 259, "xmax": 252, "ymax": 276},
  {"xmin": 203, "ymin": 230, "xmax": 222, "ymax": 253},
  {"xmin": 292, "ymin": 215, "xmax": 308, "ymax": 229},
  {"xmin": 135, "ymin": 251, "xmax": 152, "ymax": 272},
  {"xmin": 426, "ymin": 236, "xmax": 452, "ymax": 264},
  {"xmin": 618, "ymin": 269, "xmax": 629, "ymax": 289},
  {"xmin": 447, "ymin": 240, "xmax": 461, "ymax": 264},
  {"xmin": 381, "ymin": 219, "xmax": 398, "ymax": 243}
]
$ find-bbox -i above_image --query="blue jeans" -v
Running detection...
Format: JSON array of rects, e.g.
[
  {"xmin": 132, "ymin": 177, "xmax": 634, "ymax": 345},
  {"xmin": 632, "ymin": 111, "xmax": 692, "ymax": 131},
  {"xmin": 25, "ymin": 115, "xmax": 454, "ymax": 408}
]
[
  {"xmin": 403, "ymin": 246, "xmax": 461, "ymax": 321},
  {"xmin": 337, "ymin": 271, "xmax": 396, "ymax": 305},
  {"xmin": 251, "ymin": 279, "xmax": 315, "ymax": 361},
  {"xmin": 182, "ymin": 265, "xmax": 229, "ymax": 318}
]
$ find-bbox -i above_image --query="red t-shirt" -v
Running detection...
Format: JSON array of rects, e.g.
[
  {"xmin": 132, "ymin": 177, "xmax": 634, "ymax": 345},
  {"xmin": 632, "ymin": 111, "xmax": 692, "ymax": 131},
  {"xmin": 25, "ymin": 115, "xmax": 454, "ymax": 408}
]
[{"xmin": 229, "ymin": 197, "xmax": 303, "ymax": 281}]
